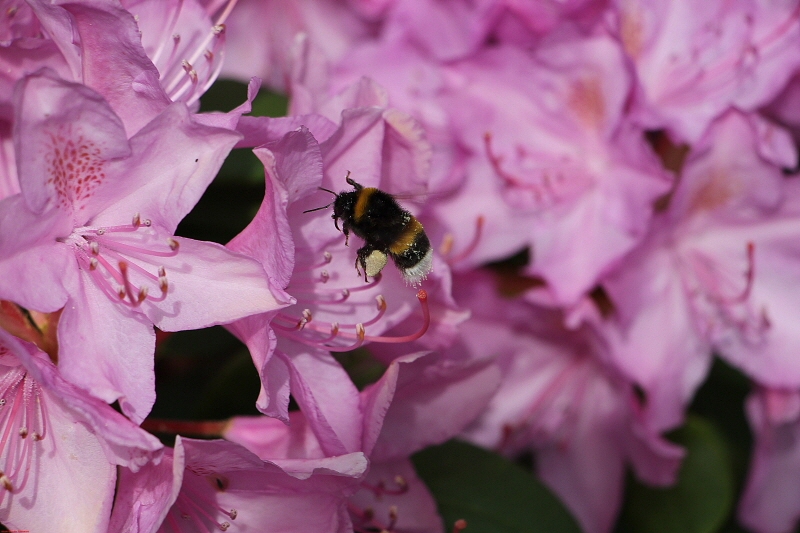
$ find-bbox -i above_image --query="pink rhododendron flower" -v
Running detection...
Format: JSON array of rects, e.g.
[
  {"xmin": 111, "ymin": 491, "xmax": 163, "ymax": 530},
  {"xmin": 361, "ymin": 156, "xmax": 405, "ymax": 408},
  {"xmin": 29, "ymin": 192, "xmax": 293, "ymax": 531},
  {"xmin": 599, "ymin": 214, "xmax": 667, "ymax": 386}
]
[
  {"xmin": 0, "ymin": 70, "xmax": 286, "ymax": 422},
  {"xmin": 0, "ymin": 0, "xmax": 238, "ymax": 194},
  {"xmin": 121, "ymin": 0, "xmax": 239, "ymax": 108},
  {"xmin": 226, "ymin": 4, "xmax": 672, "ymax": 304},
  {"xmin": 738, "ymin": 386, "xmax": 800, "ymax": 533},
  {"xmin": 457, "ymin": 271, "xmax": 683, "ymax": 533},
  {"xmin": 0, "ymin": 329, "xmax": 163, "ymax": 533},
  {"xmin": 220, "ymin": 0, "xmax": 372, "ymax": 92},
  {"xmin": 226, "ymin": 351, "xmax": 500, "ymax": 533},
  {"xmin": 613, "ymin": 0, "xmax": 800, "ymax": 143},
  {"xmin": 597, "ymin": 110, "xmax": 799, "ymax": 431},
  {"xmin": 109, "ymin": 435, "xmax": 368, "ymax": 533},
  {"xmin": 226, "ymin": 79, "xmax": 458, "ymax": 445}
]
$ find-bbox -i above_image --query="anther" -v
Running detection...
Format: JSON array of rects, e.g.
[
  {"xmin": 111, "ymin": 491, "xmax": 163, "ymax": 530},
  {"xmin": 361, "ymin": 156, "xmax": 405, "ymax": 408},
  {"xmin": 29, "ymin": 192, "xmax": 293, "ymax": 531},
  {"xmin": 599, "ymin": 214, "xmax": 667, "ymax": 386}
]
[
  {"xmin": 132, "ymin": 213, "xmax": 141, "ymax": 228},
  {"xmin": 0, "ymin": 473, "xmax": 12, "ymax": 491},
  {"xmin": 302, "ymin": 309, "xmax": 312, "ymax": 323},
  {"xmin": 168, "ymin": 238, "xmax": 179, "ymax": 251},
  {"xmin": 138, "ymin": 287, "xmax": 148, "ymax": 303},
  {"xmin": 387, "ymin": 506, "xmax": 399, "ymax": 530},
  {"xmin": 182, "ymin": 60, "xmax": 198, "ymax": 83},
  {"xmin": 204, "ymin": 50, "xmax": 213, "ymax": 61},
  {"xmin": 155, "ymin": 266, "xmax": 169, "ymax": 293},
  {"xmin": 219, "ymin": 522, "xmax": 230, "ymax": 531},
  {"xmin": 439, "ymin": 233, "xmax": 454, "ymax": 257},
  {"xmin": 213, "ymin": 24, "xmax": 225, "ymax": 35},
  {"xmin": 89, "ymin": 258, "xmax": 98, "ymax": 270},
  {"xmin": 320, "ymin": 271, "xmax": 330, "ymax": 283},
  {"xmin": 90, "ymin": 242, "xmax": 99, "ymax": 255},
  {"xmin": 18, "ymin": 428, "xmax": 27, "ymax": 438}
]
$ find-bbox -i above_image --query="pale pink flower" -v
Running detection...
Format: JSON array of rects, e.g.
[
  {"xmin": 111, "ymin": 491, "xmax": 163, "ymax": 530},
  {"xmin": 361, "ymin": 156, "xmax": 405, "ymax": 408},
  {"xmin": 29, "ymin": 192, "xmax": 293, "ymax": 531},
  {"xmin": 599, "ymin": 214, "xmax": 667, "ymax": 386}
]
[
  {"xmin": 109, "ymin": 435, "xmax": 368, "ymax": 533},
  {"xmin": 277, "ymin": 15, "xmax": 672, "ymax": 302},
  {"xmin": 457, "ymin": 271, "xmax": 683, "ymax": 533},
  {"xmin": 226, "ymin": 79, "xmax": 455, "ymax": 446},
  {"xmin": 613, "ymin": 0, "xmax": 800, "ymax": 142},
  {"xmin": 597, "ymin": 110, "xmax": 799, "ymax": 431},
  {"xmin": 0, "ymin": 329, "xmax": 163, "ymax": 533},
  {"xmin": 739, "ymin": 386, "xmax": 800, "ymax": 533},
  {"xmin": 226, "ymin": 351, "xmax": 500, "ymax": 533},
  {"xmin": 0, "ymin": 70, "xmax": 286, "ymax": 422}
]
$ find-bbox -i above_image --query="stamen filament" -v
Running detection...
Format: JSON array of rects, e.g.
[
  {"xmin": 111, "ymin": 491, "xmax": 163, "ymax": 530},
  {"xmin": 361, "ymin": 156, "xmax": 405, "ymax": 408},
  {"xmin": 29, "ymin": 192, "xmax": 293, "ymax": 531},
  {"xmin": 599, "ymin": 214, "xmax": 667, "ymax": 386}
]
[
  {"xmin": 293, "ymin": 252, "xmax": 333, "ymax": 273},
  {"xmin": 446, "ymin": 216, "xmax": 484, "ymax": 266},
  {"xmin": 93, "ymin": 236, "xmax": 179, "ymax": 258}
]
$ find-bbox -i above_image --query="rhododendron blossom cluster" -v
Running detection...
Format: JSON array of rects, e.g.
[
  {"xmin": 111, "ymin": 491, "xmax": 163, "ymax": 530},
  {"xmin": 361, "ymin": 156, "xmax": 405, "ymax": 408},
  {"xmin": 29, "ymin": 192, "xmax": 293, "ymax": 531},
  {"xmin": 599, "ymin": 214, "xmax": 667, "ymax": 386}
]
[{"xmin": 2, "ymin": 1, "xmax": 800, "ymax": 532}]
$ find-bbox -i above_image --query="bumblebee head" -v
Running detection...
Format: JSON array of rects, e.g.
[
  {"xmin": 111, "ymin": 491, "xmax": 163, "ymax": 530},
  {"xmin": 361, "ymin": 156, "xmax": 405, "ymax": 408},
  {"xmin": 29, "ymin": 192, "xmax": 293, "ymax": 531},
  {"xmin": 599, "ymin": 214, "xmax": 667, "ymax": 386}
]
[{"xmin": 332, "ymin": 190, "xmax": 357, "ymax": 230}]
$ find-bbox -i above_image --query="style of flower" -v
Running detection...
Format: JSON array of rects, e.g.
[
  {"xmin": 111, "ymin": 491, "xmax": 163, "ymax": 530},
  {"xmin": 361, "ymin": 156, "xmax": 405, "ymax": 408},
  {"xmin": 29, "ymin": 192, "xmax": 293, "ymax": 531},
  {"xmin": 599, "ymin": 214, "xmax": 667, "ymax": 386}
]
[
  {"xmin": 0, "ymin": 70, "xmax": 287, "ymax": 423},
  {"xmin": 0, "ymin": 329, "xmax": 163, "ymax": 533},
  {"xmin": 109, "ymin": 435, "xmax": 368, "ymax": 533}
]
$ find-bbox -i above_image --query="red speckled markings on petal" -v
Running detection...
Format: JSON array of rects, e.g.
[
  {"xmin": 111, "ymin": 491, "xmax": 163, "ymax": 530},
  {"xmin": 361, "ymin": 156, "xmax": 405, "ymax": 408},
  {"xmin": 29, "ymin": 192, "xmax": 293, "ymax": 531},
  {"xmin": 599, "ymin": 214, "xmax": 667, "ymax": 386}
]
[{"xmin": 45, "ymin": 124, "xmax": 107, "ymax": 213}]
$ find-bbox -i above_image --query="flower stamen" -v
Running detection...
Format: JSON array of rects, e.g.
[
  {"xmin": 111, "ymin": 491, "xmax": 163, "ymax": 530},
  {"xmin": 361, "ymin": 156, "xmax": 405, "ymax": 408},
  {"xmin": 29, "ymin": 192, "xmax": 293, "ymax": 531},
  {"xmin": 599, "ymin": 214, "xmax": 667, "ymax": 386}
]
[
  {"xmin": 72, "ymin": 217, "xmax": 177, "ymax": 307},
  {"xmin": 443, "ymin": 215, "xmax": 484, "ymax": 266},
  {"xmin": 0, "ymin": 367, "xmax": 48, "ymax": 499}
]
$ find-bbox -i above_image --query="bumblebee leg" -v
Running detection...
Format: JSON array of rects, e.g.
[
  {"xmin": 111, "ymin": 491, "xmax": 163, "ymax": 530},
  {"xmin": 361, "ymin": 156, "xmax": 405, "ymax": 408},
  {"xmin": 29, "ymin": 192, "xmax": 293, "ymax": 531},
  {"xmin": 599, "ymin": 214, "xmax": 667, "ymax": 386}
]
[
  {"xmin": 355, "ymin": 246, "xmax": 370, "ymax": 282},
  {"xmin": 356, "ymin": 246, "xmax": 388, "ymax": 282}
]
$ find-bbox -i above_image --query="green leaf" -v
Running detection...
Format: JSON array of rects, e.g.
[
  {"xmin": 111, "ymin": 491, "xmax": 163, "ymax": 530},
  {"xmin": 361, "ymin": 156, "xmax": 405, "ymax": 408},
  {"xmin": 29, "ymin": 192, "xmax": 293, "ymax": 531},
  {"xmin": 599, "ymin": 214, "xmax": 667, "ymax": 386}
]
[
  {"xmin": 616, "ymin": 415, "xmax": 735, "ymax": 533},
  {"xmin": 412, "ymin": 440, "xmax": 582, "ymax": 533}
]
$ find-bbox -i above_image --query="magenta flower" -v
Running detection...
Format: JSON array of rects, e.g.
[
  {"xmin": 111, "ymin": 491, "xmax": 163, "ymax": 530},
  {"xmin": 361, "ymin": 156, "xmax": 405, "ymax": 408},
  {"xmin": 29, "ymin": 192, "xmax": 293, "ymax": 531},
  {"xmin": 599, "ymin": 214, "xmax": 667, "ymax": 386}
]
[
  {"xmin": 0, "ymin": 329, "xmax": 163, "ymax": 533},
  {"xmin": 455, "ymin": 271, "xmax": 683, "ymax": 533},
  {"xmin": 0, "ymin": 70, "xmax": 286, "ymax": 422},
  {"xmin": 109, "ymin": 435, "xmax": 368, "ymax": 533}
]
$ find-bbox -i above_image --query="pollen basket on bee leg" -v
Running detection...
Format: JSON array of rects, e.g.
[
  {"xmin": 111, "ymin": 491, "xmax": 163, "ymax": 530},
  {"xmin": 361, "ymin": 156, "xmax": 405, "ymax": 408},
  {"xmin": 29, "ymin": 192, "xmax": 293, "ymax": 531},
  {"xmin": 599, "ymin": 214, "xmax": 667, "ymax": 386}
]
[{"xmin": 364, "ymin": 250, "xmax": 389, "ymax": 278}]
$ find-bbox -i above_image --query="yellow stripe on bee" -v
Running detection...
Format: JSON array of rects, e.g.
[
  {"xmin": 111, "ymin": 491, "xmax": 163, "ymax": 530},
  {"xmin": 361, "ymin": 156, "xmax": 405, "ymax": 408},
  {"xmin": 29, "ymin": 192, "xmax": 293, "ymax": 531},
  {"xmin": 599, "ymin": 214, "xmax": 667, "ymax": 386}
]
[
  {"xmin": 389, "ymin": 217, "xmax": 424, "ymax": 255},
  {"xmin": 353, "ymin": 188, "xmax": 377, "ymax": 221}
]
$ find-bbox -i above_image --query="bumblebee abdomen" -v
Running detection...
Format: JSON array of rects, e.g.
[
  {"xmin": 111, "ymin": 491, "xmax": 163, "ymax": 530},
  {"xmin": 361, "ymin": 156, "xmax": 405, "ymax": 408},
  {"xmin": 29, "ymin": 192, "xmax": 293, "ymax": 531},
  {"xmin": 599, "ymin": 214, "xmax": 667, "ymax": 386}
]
[
  {"xmin": 390, "ymin": 218, "xmax": 432, "ymax": 285},
  {"xmin": 388, "ymin": 218, "xmax": 426, "ymax": 259}
]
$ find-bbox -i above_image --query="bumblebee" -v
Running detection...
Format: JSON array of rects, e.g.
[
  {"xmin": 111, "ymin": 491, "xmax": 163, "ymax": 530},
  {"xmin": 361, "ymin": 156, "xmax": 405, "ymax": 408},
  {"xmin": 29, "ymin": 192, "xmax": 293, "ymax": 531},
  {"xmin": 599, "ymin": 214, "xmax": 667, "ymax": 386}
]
[{"xmin": 306, "ymin": 174, "xmax": 433, "ymax": 285}]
